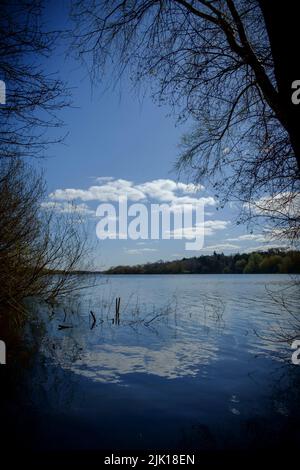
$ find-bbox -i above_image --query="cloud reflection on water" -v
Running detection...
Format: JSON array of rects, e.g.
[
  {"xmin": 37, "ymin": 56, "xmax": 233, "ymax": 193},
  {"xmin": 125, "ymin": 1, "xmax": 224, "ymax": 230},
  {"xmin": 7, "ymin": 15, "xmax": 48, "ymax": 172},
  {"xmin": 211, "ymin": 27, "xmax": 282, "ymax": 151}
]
[{"xmin": 61, "ymin": 341, "xmax": 219, "ymax": 384}]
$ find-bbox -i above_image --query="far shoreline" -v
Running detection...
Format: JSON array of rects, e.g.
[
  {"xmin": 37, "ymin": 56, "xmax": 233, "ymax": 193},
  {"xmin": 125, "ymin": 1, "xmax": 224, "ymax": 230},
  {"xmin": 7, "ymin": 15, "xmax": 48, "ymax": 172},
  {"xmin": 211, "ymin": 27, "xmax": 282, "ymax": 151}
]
[{"xmin": 50, "ymin": 249, "xmax": 300, "ymax": 276}]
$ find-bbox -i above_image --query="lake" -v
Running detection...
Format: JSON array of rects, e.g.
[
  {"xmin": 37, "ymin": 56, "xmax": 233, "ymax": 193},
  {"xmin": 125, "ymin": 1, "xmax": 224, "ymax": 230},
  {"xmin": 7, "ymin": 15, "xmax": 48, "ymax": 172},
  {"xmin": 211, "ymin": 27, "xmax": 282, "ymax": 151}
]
[{"xmin": 1, "ymin": 274, "xmax": 300, "ymax": 455}]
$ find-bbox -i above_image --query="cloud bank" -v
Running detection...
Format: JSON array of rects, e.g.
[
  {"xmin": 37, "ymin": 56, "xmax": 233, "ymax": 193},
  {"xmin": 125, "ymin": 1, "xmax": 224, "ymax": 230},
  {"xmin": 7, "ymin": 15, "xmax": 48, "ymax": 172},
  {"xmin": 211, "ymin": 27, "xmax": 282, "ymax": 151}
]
[{"xmin": 49, "ymin": 178, "xmax": 213, "ymax": 208}]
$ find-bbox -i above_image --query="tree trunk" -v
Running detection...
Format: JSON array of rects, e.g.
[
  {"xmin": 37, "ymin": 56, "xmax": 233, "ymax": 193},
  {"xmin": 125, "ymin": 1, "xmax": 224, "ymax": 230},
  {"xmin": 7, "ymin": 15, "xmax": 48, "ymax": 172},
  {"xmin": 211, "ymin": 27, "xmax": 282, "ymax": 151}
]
[{"xmin": 258, "ymin": 0, "xmax": 300, "ymax": 174}]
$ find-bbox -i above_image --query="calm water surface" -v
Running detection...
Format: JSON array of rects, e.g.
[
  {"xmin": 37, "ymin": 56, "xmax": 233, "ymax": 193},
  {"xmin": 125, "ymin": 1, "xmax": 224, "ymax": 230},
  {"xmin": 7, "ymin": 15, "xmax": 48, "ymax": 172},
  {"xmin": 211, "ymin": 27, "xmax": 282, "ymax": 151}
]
[{"xmin": 2, "ymin": 274, "xmax": 300, "ymax": 452}]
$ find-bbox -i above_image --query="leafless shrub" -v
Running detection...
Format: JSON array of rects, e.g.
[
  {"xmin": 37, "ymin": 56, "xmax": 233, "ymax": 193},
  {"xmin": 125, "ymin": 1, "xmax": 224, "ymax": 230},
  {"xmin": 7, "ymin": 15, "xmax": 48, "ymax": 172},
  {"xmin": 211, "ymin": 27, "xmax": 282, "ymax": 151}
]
[
  {"xmin": 264, "ymin": 279, "xmax": 300, "ymax": 345},
  {"xmin": 0, "ymin": 158, "xmax": 90, "ymax": 330}
]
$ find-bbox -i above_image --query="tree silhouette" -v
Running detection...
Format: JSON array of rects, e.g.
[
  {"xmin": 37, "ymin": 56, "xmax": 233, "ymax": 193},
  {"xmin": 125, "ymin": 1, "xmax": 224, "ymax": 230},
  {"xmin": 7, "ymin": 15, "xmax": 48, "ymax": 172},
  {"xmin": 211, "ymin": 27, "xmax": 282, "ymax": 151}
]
[
  {"xmin": 0, "ymin": 2, "xmax": 88, "ymax": 329},
  {"xmin": 71, "ymin": 0, "xmax": 299, "ymax": 238},
  {"xmin": 0, "ymin": 0, "xmax": 69, "ymax": 159}
]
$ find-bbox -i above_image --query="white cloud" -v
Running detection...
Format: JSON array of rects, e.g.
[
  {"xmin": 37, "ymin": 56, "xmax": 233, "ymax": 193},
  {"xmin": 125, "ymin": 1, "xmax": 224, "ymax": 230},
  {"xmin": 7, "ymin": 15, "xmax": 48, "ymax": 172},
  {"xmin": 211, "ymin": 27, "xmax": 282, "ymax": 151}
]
[
  {"xmin": 125, "ymin": 248, "xmax": 158, "ymax": 255},
  {"xmin": 202, "ymin": 243, "xmax": 240, "ymax": 252},
  {"xmin": 136, "ymin": 179, "xmax": 204, "ymax": 202},
  {"xmin": 227, "ymin": 231, "xmax": 295, "ymax": 246},
  {"xmin": 95, "ymin": 176, "xmax": 115, "ymax": 182},
  {"xmin": 49, "ymin": 178, "xmax": 212, "ymax": 209},
  {"xmin": 204, "ymin": 220, "xmax": 229, "ymax": 234},
  {"xmin": 250, "ymin": 192, "xmax": 300, "ymax": 218},
  {"xmin": 244, "ymin": 243, "xmax": 289, "ymax": 252},
  {"xmin": 166, "ymin": 219, "xmax": 229, "ymax": 239},
  {"xmin": 170, "ymin": 196, "xmax": 215, "ymax": 213},
  {"xmin": 227, "ymin": 234, "xmax": 266, "ymax": 242},
  {"xmin": 50, "ymin": 179, "xmax": 145, "ymax": 202},
  {"xmin": 177, "ymin": 182, "xmax": 203, "ymax": 193},
  {"xmin": 40, "ymin": 201, "xmax": 94, "ymax": 216}
]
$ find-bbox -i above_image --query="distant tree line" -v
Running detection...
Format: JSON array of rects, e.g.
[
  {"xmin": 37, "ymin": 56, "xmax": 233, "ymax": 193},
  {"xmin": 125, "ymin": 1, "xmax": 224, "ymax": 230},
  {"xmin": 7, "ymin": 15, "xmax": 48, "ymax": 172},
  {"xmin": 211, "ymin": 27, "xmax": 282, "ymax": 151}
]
[{"xmin": 105, "ymin": 250, "xmax": 300, "ymax": 275}]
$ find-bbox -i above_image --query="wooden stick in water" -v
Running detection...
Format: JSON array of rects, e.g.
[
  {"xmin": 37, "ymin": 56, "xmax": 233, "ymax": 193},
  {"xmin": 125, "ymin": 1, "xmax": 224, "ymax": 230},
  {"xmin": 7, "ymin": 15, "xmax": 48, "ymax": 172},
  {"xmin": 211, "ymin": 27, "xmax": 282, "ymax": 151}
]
[
  {"xmin": 90, "ymin": 310, "xmax": 96, "ymax": 329},
  {"xmin": 115, "ymin": 297, "xmax": 121, "ymax": 324}
]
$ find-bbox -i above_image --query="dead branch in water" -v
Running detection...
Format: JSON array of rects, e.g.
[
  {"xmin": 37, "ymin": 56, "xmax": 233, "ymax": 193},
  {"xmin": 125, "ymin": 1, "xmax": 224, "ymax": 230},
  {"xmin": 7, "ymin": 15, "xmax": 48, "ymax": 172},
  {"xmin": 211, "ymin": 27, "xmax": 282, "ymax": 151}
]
[
  {"xmin": 90, "ymin": 310, "xmax": 96, "ymax": 329},
  {"xmin": 114, "ymin": 297, "xmax": 121, "ymax": 325}
]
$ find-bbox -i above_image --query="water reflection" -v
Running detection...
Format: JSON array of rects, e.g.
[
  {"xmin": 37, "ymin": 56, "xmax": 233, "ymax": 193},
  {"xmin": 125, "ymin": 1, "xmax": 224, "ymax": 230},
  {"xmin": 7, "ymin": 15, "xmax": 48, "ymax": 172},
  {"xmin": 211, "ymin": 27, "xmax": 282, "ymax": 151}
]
[
  {"xmin": 34, "ymin": 285, "xmax": 227, "ymax": 383},
  {"xmin": 2, "ymin": 274, "xmax": 300, "ymax": 452},
  {"xmin": 63, "ymin": 342, "xmax": 219, "ymax": 383}
]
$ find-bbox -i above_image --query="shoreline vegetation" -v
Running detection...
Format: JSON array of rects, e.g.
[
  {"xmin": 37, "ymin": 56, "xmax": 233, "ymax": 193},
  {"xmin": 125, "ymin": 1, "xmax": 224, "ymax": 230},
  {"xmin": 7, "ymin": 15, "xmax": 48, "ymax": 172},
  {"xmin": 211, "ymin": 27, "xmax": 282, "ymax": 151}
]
[
  {"xmin": 53, "ymin": 250, "xmax": 300, "ymax": 275},
  {"xmin": 0, "ymin": 159, "xmax": 89, "ymax": 344},
  {"xmin": 105, "ymin": 250, "xmax": 300, "ymax": 275}
]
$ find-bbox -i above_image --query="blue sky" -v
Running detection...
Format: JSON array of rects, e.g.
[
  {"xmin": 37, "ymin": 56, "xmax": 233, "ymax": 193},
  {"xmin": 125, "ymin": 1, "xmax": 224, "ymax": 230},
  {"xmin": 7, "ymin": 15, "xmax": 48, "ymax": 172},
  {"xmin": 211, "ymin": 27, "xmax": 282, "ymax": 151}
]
[{"xmin": 37, "ymin": 1, "xmax": 286, "ymax": 270}]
